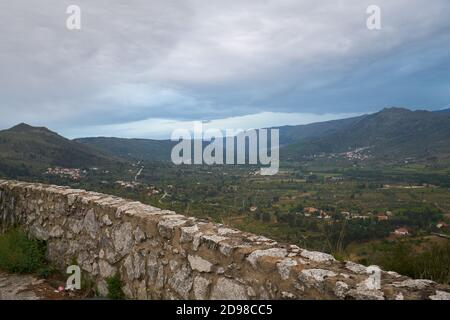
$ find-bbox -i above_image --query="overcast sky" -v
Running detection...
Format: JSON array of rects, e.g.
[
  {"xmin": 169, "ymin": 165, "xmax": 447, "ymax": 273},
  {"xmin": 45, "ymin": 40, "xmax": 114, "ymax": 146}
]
[{"xmin": 1, "ymin": 0, "xmax": 449, "ymax": 138}]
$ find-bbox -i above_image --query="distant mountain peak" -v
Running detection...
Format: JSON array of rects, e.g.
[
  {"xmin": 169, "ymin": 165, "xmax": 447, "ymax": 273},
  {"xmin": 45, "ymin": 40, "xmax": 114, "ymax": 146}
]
[
  {"xmin": 379, "ymin": 107, "xmax": 411, "ymax": 114},
  {"xmin": 0, "ymin": 123, "xmax": 119, "ymax": 174},
  {"xmin": 282, "ymin": 105, "xmax": 450, "ymax": 161},
  {"xmin": 9, "ymin": 123, "xmax": 54, "ymax": 134},
  {"xmin": 10, "ymin": 122, "xmax": 34, "ymax": 130}
]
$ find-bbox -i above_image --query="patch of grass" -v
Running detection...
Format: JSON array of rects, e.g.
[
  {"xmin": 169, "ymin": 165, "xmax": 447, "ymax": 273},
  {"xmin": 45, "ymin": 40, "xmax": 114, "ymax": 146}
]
[
  {"xmin": 367, "ymin": 241, "xmax": 450, "ymax": 285},
  {"xmin": 413, "ymin": 242, "xmax": 450, "ymax": 284},
  {"xmin": 0, "ymin": 228, "xmax": 47, "ymax": 274},
  {"xmin": 106, "ymin": 274, "xmax": 125, "ymax": 300}
]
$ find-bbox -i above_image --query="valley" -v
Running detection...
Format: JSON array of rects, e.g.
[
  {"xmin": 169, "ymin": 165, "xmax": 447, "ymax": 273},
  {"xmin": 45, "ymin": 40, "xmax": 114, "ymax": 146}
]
[
  {"xmin": 1, "ymin": 107, "xmax": 449, "ymax": 284},
  {"xmin": 26, "ymin": 158, "xmax": 450, "ymax": 284}
]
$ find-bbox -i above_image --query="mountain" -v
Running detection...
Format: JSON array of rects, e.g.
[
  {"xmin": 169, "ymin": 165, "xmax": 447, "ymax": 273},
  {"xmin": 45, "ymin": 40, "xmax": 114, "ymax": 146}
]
[
  {"xmin": 0, "ymin": 123, "xmax": 118, "ymax": 176},
  {"xmin": 282, "ymin": 108, "xmax": 450, "ymax": 161},
  {"xmin": 435, "ymin": 108, "xmax": 450, "ymax": 116},
  {"xmin": 74, "ymin": 137, "xmax": 175, "ymax": 161},
  {"xmin": 3, "ymin": 106, "xmax": 449, "ymax": 177},
  {"xmin": 75, "ymin": 116, "xmax": 366, "ymax": 161},
  {"xmin": 75, "ymin": 108, "xmax": 450, "ymax": 164},
  {"xmin": 276, "ymin": 115, "xmax": 365, "ymax": 146}
]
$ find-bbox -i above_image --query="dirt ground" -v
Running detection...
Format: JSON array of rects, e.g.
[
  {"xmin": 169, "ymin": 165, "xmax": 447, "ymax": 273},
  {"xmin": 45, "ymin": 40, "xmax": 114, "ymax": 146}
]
[{"xmin": 0, "ymin": 271, "xmax": 91, "ymax": 300}]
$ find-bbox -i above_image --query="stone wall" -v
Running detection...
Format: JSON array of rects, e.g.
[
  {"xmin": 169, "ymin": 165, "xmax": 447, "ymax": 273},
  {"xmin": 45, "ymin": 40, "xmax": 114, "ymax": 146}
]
[{"xmin": 0, "ymin": 179, "xmax": 449, "ymax": 300}]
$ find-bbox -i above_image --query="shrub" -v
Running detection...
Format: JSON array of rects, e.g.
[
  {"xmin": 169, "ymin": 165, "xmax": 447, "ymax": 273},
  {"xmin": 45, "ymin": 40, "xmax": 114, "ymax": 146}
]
[
  {"xmin": 413, "ymin": 243, "xmax": 450, "ymax": 284},
  {"xmin": 369, "ymin": 242, "xmax": 450, "ymax": 285},
  {"xmin": 0, "ymin": 228, "xmax": 47, "ymax": 273},
  {"xmin": 106, "ymin": 274, "xmax": 126, "ymax": 300}
]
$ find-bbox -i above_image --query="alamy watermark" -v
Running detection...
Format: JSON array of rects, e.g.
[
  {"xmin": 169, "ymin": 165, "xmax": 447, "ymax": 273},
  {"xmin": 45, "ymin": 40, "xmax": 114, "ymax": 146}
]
[
  {"xmin": 64, "ymin": 3, "xmax": 381, "ymax": 176},
  {"xmin": 365, "ymin": 265, "xmax": 382, "ymax": 290},
  {"xmin": 66, "ymin": 5, "xmax": 81, "ymax": 30},
  {"xmin": 367, "ymin": 5, "xmax": 382, "ymax": 30},
  {"xmin": 66, "ymin": 265, "xmax": 81, "ymax": 290},
  {"xmin": 170, "ymin": 122, "xmax": 279, "ymax": 175},
  {"xmin": 64, "ymin": 5, "xmax": 382, "ymax": 33}
]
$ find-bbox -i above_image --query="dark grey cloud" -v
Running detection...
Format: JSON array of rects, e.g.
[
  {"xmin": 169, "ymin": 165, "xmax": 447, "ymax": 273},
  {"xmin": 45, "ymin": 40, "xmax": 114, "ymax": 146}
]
[{"xmin": 0, "ymin": 0, "xmax": 449, "ymax": 138}]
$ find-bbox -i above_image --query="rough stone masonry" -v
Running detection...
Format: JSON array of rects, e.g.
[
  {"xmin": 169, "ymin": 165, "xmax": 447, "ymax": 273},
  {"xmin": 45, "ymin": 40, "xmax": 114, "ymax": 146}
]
[{"xmin": 0, "ymin": 179, "xmax": 449, "ymax": 300}]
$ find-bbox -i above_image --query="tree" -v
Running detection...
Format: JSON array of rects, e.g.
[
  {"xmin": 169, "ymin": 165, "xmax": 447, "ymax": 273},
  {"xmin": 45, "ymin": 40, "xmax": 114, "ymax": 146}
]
[{"xmin": 262, "ymin": 212, "xmax": 271, "ymax": 222}]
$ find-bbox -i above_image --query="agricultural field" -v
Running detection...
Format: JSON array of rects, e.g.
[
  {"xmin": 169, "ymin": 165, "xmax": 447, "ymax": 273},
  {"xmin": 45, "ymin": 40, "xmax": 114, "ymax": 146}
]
[{"xmin": 36, "ymin": 159, "xmax": 450, "ymax": 282}]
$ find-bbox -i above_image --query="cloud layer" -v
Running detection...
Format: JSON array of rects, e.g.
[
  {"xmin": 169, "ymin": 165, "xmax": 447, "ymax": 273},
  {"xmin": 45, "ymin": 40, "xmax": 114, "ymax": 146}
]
[{"xmin": 1, "ymin": 0, "xmax": 449, "ymax": 138}]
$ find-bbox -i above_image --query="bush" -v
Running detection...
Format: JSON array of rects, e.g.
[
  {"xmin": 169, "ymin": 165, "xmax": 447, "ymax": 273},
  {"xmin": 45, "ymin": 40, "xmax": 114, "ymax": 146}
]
[
  {"xmin": 106, "ymin": 274, "xmax": 125, "ymax": 300},
  {"xmin": 369, "ymin": 242, "xmax": 450, "ymax": 285},
  {"xmin": 413, "ymin": 243, "xmax": 450, "ymax": 284},
  {"xmin": 0, "ymin": 228, "xmax": 47, "ymax": 273}
]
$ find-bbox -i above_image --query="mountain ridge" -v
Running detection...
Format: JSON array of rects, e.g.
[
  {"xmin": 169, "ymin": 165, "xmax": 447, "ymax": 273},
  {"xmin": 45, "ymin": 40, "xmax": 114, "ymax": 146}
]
[
  {"xmin": 283, "ymin": 107, "xmax": 450, "ymax": 161},
  {"xmin": 74, "ymin": 136, "xmax": 176, "ymax": 161},
  {"xmin": 0, "ymin": 123, "xmax": 120, "ymax": 177},
  {"xmin": 2, "ymin": 107, "xmax": 450, "ymax": 175}
]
